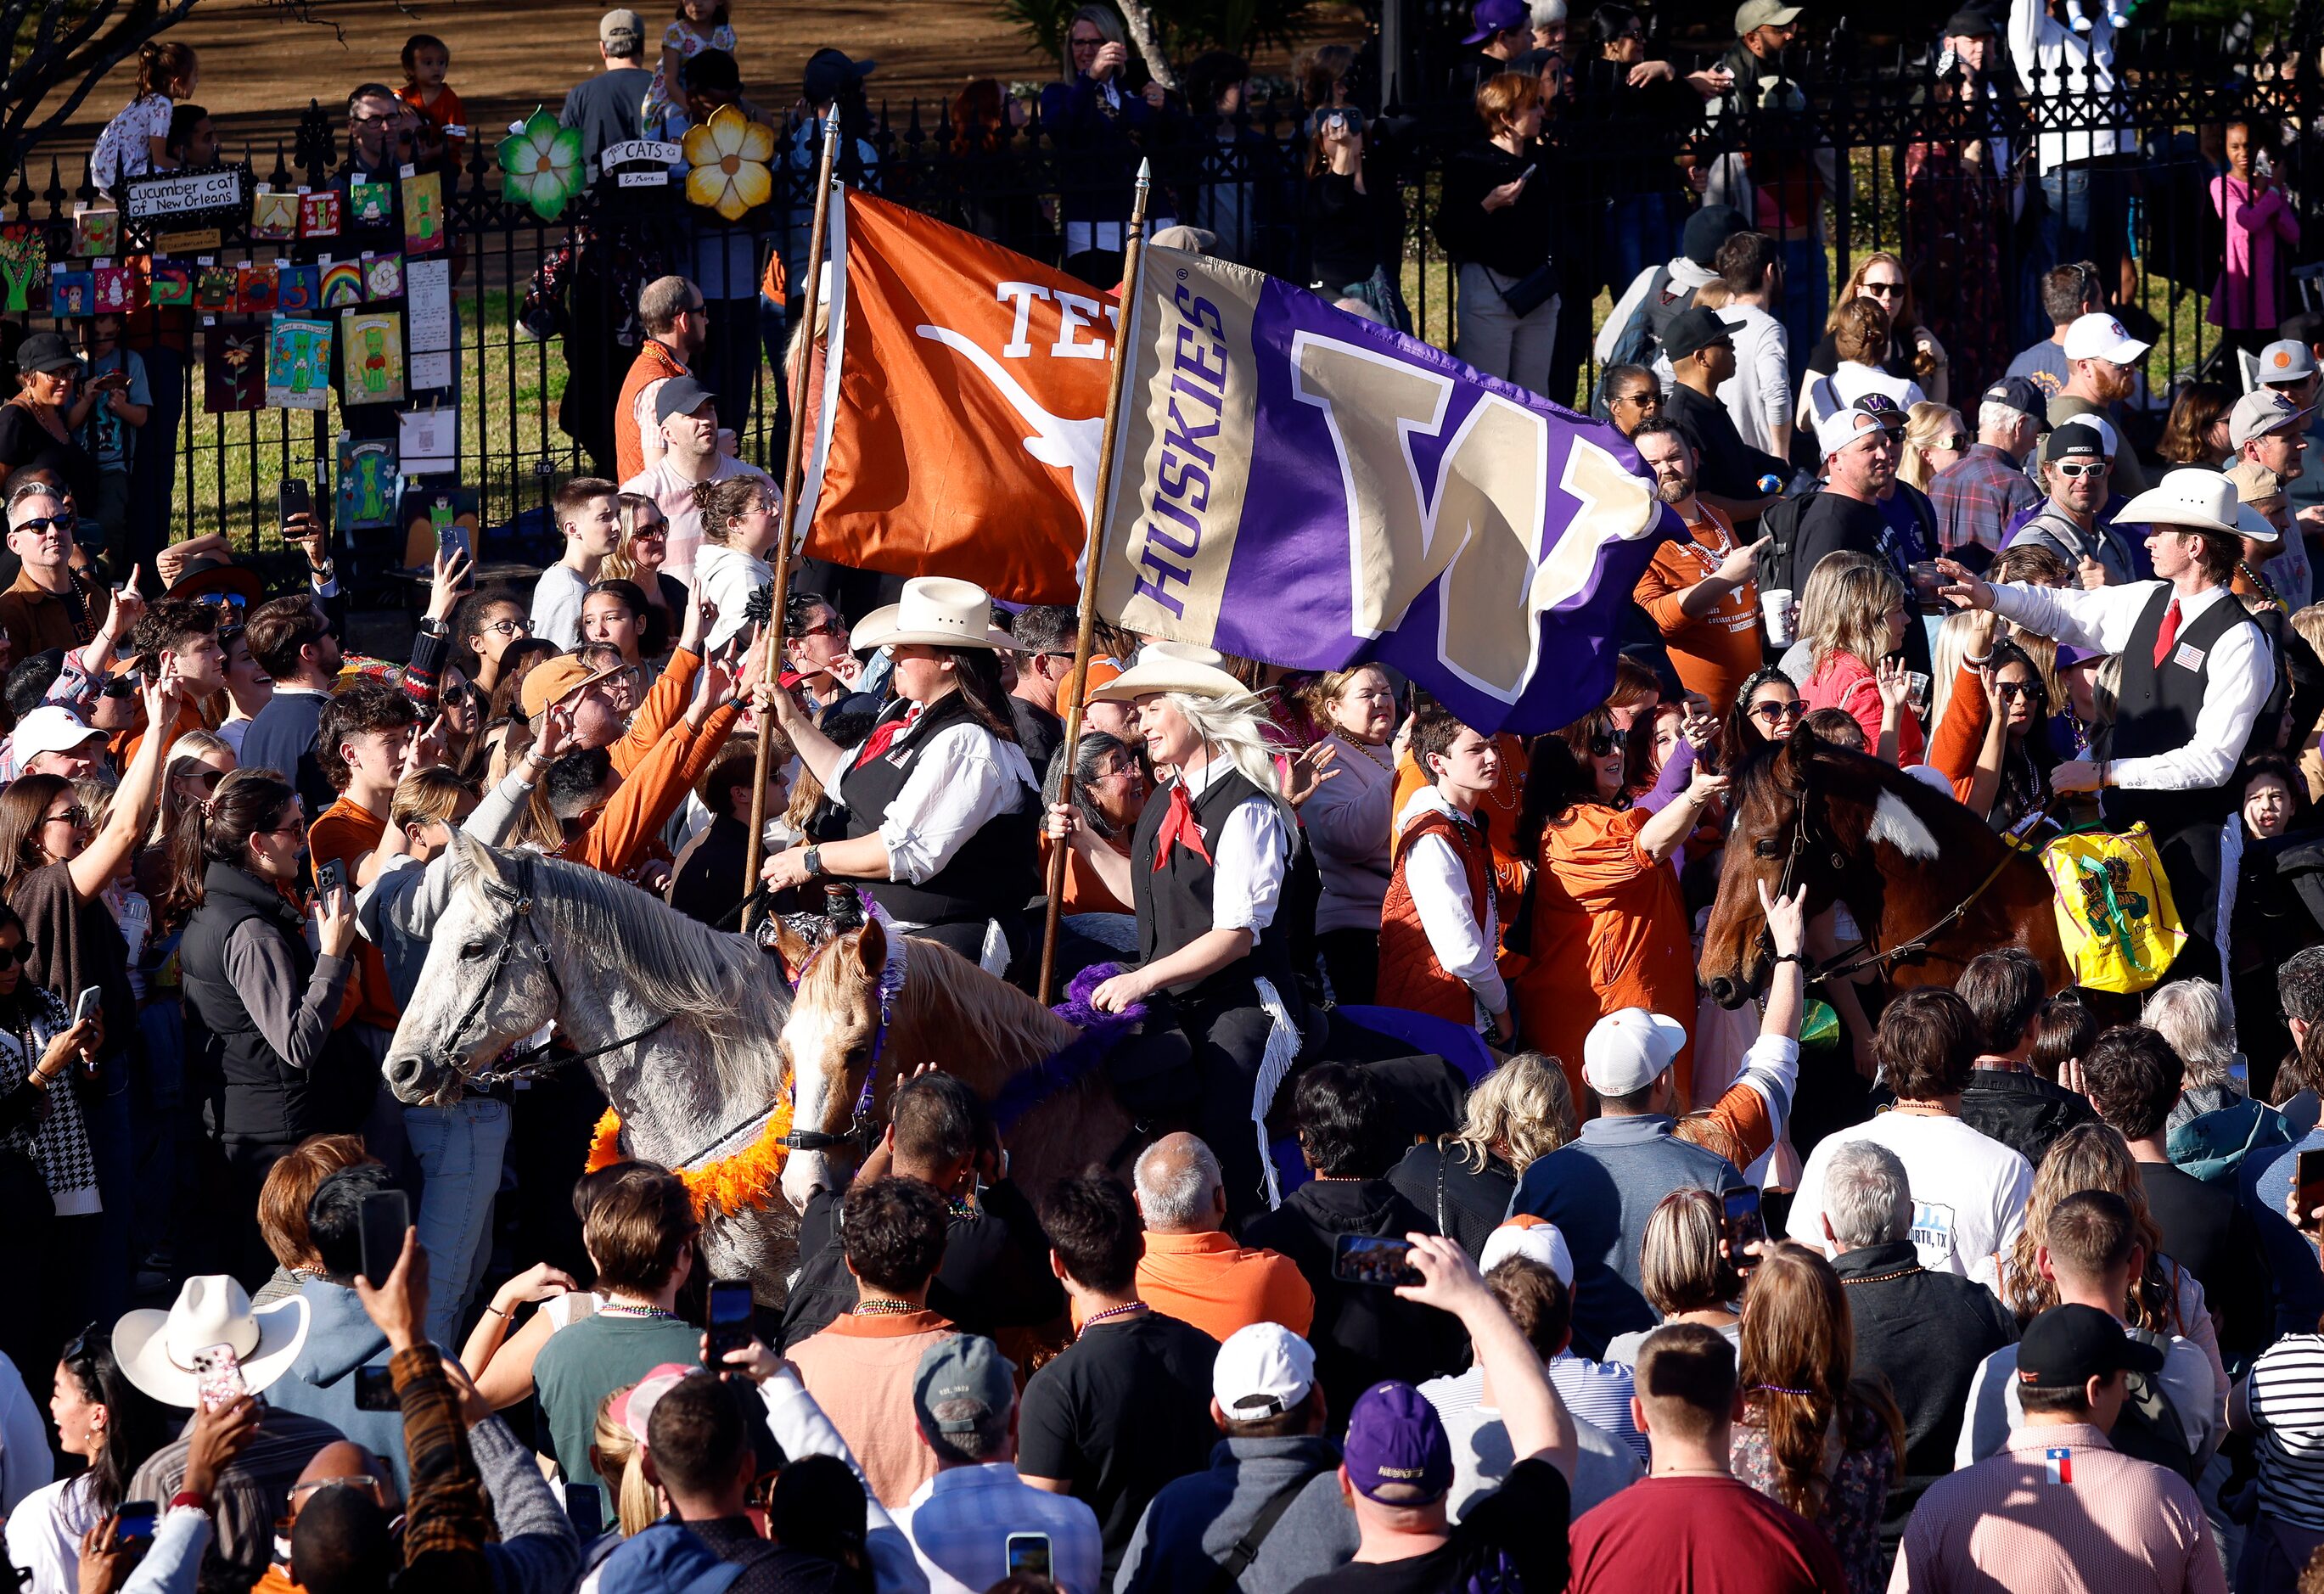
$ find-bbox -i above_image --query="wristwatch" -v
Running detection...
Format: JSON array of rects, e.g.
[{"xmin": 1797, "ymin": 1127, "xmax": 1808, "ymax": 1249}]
[
  {"xmin": 801, "ymin": 845, "xmax": 823, "ymax": 877},
  {"xmin": 417, "ymin": 615, "xmax": 447, "ymax": 637}
]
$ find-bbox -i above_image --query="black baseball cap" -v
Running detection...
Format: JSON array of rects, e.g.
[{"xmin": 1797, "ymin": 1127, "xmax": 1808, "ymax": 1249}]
[
  {"xmin": 1982, "ymin": 375, "xmax": 2046, "ymax": 425},
  {"xmin": 654, "ymin": 374, "xmax": 718, "ymax": 426},
  {"xmin": 1664, "ymin": 306, "xmax": 1734, "ymax": 362},
  {"xmin": 2044, "ymin": 418, "xmax": 2109, "ymax": 463},
  {"xmin": 2016, "ymin": 1304, "xmax": 2164, "ymax": 1389},
  {"xmin": 1681, "ymin": 205, "xmax": 1746, "ymax": 267},
  {"xmin": 803, "ymin": 48, "xmax": 874, "ymax": 106}
]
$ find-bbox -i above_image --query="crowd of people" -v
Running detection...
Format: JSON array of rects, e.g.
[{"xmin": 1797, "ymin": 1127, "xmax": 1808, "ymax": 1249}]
[{"xmin": 3, "ymin": 0, "xmax": 2323, "ymax": 1593}]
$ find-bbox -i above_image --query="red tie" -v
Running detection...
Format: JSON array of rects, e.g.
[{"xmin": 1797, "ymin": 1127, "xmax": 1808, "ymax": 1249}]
[
  {"xmin": 1151, "ymin": 784, "xmax": 1213, "ymax": 872},
  {"xmin": 851, "ymin": 704, "xmax": 923, "ymax": 769},
  {"xmin": 2152, "ymin": 599, "xmax": 2182, "ymax": 668}
]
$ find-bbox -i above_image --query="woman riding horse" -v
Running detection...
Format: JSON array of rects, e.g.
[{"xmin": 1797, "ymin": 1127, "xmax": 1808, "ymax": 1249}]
[
  {"xmin": 1045, "ymin": 643, "xmax": 1306, "ymax": 1224},
  {"xmin": 766, "ymin": 578, "xmax": 1042, "ymax": 975}
]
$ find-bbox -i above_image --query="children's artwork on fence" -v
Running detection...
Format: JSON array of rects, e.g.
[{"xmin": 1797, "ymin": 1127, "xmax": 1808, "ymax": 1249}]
[
  {"xmin": 406, "ymin": 255, "xmax": 453, "ymax": 390},
  {"xmin": 277, "ymin": 264, "xmax": 318, "ymax": 313},
  {"xmin": 49, "ymin": 269, "xmax": 92, "ymax": 317},
  {"xmin": 237, "ymin": 262, "xmax": 278, "ymax": 315},
  {"xmin": 401, "ymin": 172, "xmax": 443, "ymax": 255},
  {"xmin": 318, "ymin": 261, "xmax": 364, "ymax": 308},
  {"xmin": 266, "ymin": 316, "xmax": 333, "ymax": 409},
  {"xmin": 204, "ymin": 323, "xmax": 262, "ymax": 412},
  {"xmin": 93, "ymin": 267, "xmax": 129, "ymax": 314},
  {"xmin": 340, "ymin": 309, "xmax": 405, "ymax": 404},
  {"xmin": 0, "ymin": 227, "xmax": 47, "ymax": 313},
  {"xmin": 149, "ymin": 260, "xmax": 192, "ymax": 308},
  {"xmin": 300, "ymin": 191, "xmax": 341, "ymax": 239},
  {"xmin": 194, "ymin": 267, "xmax": 236, "ymax": 312},
  {"xmin": 345, "ymin": 186, "xmax": 392, "ymax": 230},
  {"xmin": 397, "ymin": 405, "xmax": 457, "ymax": 472},
  {"xmin": 71, "ymin": 209, "xmax": 118, "ymax": 259},
  {"xmin": 250, "ymin": 191, "xmax": 298, "ymax": 241},
  {"xmin": 364, "ymin": 254, "xmax": 403, "ymax": 301},
  {"xmin": 336, "ymin": 436, "xmax": 399, "ymax": 529}
]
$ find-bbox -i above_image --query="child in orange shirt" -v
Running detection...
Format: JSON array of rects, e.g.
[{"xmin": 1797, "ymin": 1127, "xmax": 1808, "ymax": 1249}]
[{"xmin": 399, "ymin": 34, "xmax": 466, "ymax": 172}]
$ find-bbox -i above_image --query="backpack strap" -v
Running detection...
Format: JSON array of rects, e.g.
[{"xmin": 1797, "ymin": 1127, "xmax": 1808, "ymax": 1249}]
[{"xmin": 1206, "ymin": 1469, "xmax": 1322, "ymax": 1594}]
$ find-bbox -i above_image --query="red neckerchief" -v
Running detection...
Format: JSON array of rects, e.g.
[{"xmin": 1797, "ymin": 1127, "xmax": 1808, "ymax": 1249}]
[
  {"xmin": 1151, "ymin": 783, "xmax": 1213, "ymax": 872},
  {"xmin": 851, "ymin": 703, "xmax": 923, "ymax": 770}
]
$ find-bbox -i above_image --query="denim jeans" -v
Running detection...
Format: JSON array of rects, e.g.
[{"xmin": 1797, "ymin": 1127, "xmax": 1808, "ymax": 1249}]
[
  {"xmin": 132, "ymin": 998, "xmax": 187, "ymax": 1268},
  {"xmin": 1775, "ymin": 234, "xmax": 1828, "ymax": 382},
  {"xmin": 1603, "ymin": 193, "xmax": 1675, "ymax": 301},
  {"xmin": 406, "ymin": 1097, "xmax": 511, "ymax": 1349},
  {"xmin": 2040, "ymin": 165, "xmax": 2127, "ymax": 301}
]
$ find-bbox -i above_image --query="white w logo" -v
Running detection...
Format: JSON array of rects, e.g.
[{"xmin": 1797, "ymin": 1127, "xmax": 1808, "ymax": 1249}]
[{"xmin": 1290, "ymin": 333, "xmax": 1660, "ymax": 703}]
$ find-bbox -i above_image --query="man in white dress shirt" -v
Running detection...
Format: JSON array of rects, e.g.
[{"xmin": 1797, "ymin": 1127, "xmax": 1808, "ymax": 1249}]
[{"xmin": 1937, "ymin": 467, "xmax": 2276, "ymax": 967}]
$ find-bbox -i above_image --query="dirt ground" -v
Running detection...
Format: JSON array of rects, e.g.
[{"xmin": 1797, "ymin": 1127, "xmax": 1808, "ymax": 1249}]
[{"xmin": 47, "ymin": 0, "xmax": 1355, "ymax": 154}]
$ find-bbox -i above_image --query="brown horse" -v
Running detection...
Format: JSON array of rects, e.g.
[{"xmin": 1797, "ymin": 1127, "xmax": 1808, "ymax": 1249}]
[
  {"xmin": 1702, "ymin": 727, "xmax": 2069, "ymax": 1007},
  {"xmin": 773, "ymin": 916, "xmax": 1137, "ymax": 1211}
]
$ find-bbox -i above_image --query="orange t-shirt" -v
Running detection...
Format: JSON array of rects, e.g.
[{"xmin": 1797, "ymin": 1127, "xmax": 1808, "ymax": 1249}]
[
  {"xmin": 1631, "ymin": 502, "xmax": 1764, "ymax": 713},
  {"xmin": 1041, "ymin": 831, "xmax": 1133, "ymax": 916},
  {"xmin": 1135, "ymin": 1230, "xmax": 1315, "ymax": 1342},
  {"xmin": 1509, "ymin": 805, "xmax": 1696, "ymax": 1107},
  {"xmin": 614, "ymin": 340, "xmax": 688, "ymax": 485},
  {"xmin": 308, "ymin": 797, "xmax": 396, "ymax": 1034}
]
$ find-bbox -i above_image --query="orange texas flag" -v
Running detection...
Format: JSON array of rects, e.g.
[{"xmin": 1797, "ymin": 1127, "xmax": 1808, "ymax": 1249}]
[{"xmin": 796, "ymin": 190, "xmax": 1117, "ymax": 604}]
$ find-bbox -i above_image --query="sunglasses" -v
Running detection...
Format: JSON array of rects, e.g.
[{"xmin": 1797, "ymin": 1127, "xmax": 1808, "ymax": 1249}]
[
  {"xmin": 0, "ymin": 941, "xmax": 39, "ymax": 970},
  {"xmin": 441, "ymin": 683, "xmax": 476, "ymax": 708},
  {"xmin": 183, "ymin": 766, "xmax": 227, "ymax": 790},
  {"xmin": 191, "ymin": 592, "xmax": 246, "ymax": 613},
  {"xmin": 1996, "ymin": 681, "xmax": 2041, "ymax": 701},
  {"xmin": 1861, "ymin": 281, "xmax": 1906, "ymax": 298},
  {"xmin": 1587, "ymin": 730, "xmax": 1630, "ymax": 757},
  {"xmin": 42, "ymin": 806, "xmax": 87, "ymax": 828},
  {"xmin": 2054, "ymin": 458, "xmax": 2107, "ymax": 477},
  {"xmin": 1751, "ymin": 699, "xmax": 1803, "ymax": 723},
  {"xmin": 795, "ymin": 620, "xmax": 848, "ymax": 642},
  {"xmin": 98, "ymin": 673, "xmax": 138, "ymax": 699},
  {"xmin": 11, "ymin": 514, "xmax": 73, "ymax": 537},
  {"xmin": 1938, "ymin": 433, "xmax": 1968, "ymax": 452}
]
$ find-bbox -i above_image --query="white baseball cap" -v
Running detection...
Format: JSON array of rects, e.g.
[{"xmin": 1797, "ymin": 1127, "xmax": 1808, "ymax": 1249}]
[
  {"xmin": 1816, "ymin": 407, "xmax": 1887, "ymax": 461},
  {"xmin": 1212, "ymin": 1322, "xmax": 1316, "ymax": 1419},
  {"xmin": 2061, "ymin": 312, "xmax": 2150, "ymax": 365},
  {"xmin": 1479, "ymin": 1215, "xmax": 1575, "ymax": 1286},
  {"xmin": 12, "ymin": 705, "xmax": 104, "ymax": 766},
  {"xmin": 1582, "ymin": 1007, "xmax": 1689, "ymax": 1097}
]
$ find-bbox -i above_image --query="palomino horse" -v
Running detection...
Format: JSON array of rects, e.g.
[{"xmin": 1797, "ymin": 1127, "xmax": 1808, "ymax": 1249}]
[
  {"xmin": 1702, "ymin": 727, "xmax": 2069, "ymax": 1007},
  {"xmin": 383, "ymin": 834, "xmax": 800, "ymax": 1302},
  {"xmin": 775, "ymin": 913, "xmax": 1137, "ymax": 1214}
]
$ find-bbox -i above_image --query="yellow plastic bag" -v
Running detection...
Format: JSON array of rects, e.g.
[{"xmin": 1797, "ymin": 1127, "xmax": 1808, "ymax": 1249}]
[{"xmin": 2040, "ymin": 823, "xmax": 2186, "ymax": 994}]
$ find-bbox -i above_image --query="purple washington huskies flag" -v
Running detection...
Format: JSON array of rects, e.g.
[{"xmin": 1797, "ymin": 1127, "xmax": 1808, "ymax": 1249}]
[{"xmin": 1096, "ymin": 248, "xmax": 1678, "ymax": 734}]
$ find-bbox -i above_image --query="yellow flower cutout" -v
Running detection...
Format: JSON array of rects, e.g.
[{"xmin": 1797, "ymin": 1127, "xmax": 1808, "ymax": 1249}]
[{"xmin": 684, "ymin": 105, "xmax": 776, "ymax": 222}]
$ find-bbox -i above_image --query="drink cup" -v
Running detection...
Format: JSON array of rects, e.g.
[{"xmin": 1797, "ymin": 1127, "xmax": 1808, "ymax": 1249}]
[{"xmin": 1761, "ymin": 587, "xmax": 1795, "ymax": 645}]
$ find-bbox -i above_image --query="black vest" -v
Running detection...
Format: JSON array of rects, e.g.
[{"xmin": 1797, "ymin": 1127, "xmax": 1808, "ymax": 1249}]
[
  {"xmin": 1131, "ymin": 766, "xmax": 1300, "ymax": 1007},
  {"xmin": 837, "ymin": 691, "xmax": 1040, "ymax": 929},
  {"xmin": 2101, "ymin": 585, "xmax": 2254, "ymax": 837},
  {"xmin": 178, "ymin": 862, "xmax": 364, "ymax": 1145}
]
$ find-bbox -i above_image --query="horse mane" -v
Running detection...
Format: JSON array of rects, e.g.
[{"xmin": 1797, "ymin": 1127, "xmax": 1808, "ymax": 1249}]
[
  {"xmin": 890, "ymin": 933, "xmax": 1081, "ymax": 1071},
  {"xmin": 1733, "ymin": 736, "xmax": 1994, "ymax": 856},
  {"xmin": 453, "ymin": 844, "xmax": 788, "ymax": 1103}
]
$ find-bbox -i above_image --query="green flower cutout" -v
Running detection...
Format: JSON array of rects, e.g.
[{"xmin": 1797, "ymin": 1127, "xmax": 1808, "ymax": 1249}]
[{"xmin": 497, "ymin": 109, "xmax": 585, "ymax": 222}]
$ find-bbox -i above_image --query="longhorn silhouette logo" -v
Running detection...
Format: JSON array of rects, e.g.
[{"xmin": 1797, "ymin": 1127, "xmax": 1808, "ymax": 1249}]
[{"xmin": 914, "ymin": 323, "xmax": 1104, "ymax": 522}]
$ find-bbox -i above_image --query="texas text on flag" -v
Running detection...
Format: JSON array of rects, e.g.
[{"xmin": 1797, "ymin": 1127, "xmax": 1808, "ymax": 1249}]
[
  {"xmin": 792, "ymin": 188, "xmax": 1111, "ymax": 604},
  {"xmin": 1093, "ymin": 247, "xmax": 1678, "ymax": 736}
]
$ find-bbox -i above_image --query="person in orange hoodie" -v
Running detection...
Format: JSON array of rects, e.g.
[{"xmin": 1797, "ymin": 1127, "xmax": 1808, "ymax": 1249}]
[{"xmin": 1508, "ymin": 708, "xmax": 1724, "ymax": 1108}]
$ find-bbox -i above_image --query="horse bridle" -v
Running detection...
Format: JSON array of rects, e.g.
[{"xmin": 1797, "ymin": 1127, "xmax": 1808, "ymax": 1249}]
[
  {"xmin": 778, "ymin": 895, "xmax": 904, "ymax": 1156},
  {"xmin": 1754, "ymin": 760, "xmax": 2049, "ymax": 990},
  {"xmin": 438, "ymin": 854, "xmax": 676, "ymax": 1091}
]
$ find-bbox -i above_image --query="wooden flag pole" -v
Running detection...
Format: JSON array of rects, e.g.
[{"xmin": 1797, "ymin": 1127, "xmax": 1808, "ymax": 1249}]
[
  {"xmin": 1036, "ymin": 160, "xmax": 1151, "ymax": 1005},
  {"xmin": 744, "ymin": 108, "xmax": 841, "ymax": 934}
]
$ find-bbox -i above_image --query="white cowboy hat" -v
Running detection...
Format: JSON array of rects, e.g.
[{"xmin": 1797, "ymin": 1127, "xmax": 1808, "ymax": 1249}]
[
  {"xmin": 113, "ymin": 1275, "xmax": 311, "ymax": 1408},
  {"xmin": 850, "ymin": 577, "xmax": 1019, "ymax": 652},
  {"xmin": 2113, "ymin": 468, "xmax": 2250, "ymax": 540},
  {"xmin": 1087, "ymin": 641, "xmax": 1249, "ymax": 703}
]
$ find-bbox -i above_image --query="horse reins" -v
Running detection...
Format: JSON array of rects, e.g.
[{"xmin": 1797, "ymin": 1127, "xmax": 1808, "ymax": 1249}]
[
  {"xmin": 1759, "ymin": 765, "xmax": 2058, "ymax": 989},
  {"xmin": 440, "ymin": 854, "xmax": 677, "ymax": 1091},
  {"xmin": 779, "ymin": 891, "xmax": 903, "ymax": 1157}
]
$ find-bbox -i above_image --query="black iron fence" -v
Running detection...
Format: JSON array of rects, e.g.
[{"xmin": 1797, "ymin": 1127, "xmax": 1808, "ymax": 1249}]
[{"xmin": 6, "ymin": 9, "xmax": 2319, "ymax": 575}]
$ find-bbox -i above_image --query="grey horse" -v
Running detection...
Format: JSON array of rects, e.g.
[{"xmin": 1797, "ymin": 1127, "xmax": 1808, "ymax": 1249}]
[{"xmin": 382, "ymin": 833, "xmax": 800, "ymax": 1302}]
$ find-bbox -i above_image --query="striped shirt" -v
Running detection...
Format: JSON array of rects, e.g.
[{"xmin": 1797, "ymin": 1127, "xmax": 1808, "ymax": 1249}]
[
  {"xmin": 1891, "ymin": 1422, "xmax": 2225, "ymax": 1593},
  {"xmin": 1550, "ymin": 1351, "xmax": 1646, "ymax": 1463},
  {"xmin": 2245, "ymin": 1333, "xmax": 2324, "ymax": 1529}
]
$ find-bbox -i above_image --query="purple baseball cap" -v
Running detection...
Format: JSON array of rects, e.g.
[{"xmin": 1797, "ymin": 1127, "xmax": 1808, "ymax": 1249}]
[
  {"xmin": 2055, "ymin": 643, "xmax": 2101, "ymax": 671},
  {"xmin": 1343, "ymin": 1382, "xmax": 1454, "ymax": 1504},
  {"xmin": 1464, "ymin": 0, "xmax": 1528, "ymax": 43}
]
